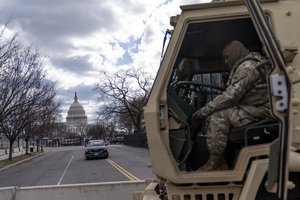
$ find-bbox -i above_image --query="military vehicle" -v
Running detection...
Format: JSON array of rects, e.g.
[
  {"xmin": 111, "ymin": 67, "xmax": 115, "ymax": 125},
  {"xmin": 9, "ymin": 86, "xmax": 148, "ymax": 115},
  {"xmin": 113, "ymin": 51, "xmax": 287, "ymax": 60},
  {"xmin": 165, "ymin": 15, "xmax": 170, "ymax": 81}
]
[
  {"xmin": 1, "ymin": 0, "xmax": 300, "ymax": 200},
  {"xmin": 142, "ymin": 0, "xmax": 300, "ymax": 199}
]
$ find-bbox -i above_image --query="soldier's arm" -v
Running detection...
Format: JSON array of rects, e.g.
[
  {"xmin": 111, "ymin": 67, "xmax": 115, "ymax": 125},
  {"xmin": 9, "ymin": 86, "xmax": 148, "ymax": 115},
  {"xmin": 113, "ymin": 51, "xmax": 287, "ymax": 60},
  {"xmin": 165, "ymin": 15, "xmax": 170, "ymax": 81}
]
[{"xmin": 200, "ymin": 60, "xmax": 261, "ymax": 117}]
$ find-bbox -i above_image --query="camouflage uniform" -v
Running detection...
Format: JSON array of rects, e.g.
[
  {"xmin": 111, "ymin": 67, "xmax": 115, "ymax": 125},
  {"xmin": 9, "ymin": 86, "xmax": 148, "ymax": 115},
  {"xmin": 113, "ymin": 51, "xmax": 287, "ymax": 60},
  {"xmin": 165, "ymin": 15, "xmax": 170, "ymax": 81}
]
[
  {"xmin": 200, "ymin": 52, "xmax": 271, "ymax": 155},
  {"xmin": 191, "ymin": 41, "xmax": 271, "ymax": 171}
]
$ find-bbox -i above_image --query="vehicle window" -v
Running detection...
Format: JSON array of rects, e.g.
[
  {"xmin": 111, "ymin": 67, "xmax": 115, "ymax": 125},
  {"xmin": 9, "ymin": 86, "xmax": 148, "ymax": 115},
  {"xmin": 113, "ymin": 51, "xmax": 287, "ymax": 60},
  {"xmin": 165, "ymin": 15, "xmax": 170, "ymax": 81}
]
[
  {"xmin": 88, "ymin": 141, "xmax": 104, "ymax": 146},
  {"xmin": 168, "ymin": 17, "xmax": 262, "ymax": 114}
]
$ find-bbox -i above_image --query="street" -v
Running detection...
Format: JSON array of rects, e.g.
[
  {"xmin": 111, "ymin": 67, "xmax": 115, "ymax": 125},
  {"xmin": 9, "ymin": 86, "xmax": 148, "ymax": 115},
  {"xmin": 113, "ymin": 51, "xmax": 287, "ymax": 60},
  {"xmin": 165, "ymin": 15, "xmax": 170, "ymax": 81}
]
[{"xmin": 0, "ymin": 145, "xmax": 154, "ymax": 187}]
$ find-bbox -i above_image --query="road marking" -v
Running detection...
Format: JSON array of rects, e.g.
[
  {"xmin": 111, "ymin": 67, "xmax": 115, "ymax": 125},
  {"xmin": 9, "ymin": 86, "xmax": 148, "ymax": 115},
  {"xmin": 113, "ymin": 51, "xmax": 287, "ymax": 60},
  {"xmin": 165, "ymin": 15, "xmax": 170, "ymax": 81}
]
[
  {"xmin": 106, "ymin": 159, "xmax": 140, "ymax": 181},
  {"xmin": 57, "ymin": 155, "xmax": 74, "ymax": 185}
]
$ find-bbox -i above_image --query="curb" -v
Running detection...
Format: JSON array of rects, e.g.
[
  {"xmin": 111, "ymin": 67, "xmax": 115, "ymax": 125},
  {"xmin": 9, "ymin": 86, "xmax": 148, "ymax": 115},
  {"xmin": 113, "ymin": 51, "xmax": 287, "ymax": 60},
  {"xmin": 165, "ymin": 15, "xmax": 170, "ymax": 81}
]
[{"xmin": 0, "ymin": 152, "xmax": 46, "ymax": 171}]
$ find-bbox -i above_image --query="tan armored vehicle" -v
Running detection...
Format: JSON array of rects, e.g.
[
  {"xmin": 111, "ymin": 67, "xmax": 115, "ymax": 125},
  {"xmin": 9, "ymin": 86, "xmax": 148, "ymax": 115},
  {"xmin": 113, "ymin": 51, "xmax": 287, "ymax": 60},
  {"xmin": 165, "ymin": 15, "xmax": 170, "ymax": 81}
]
[{"xmin": 142, "ymin": 0, "xmax": 300, "ymax": 199}]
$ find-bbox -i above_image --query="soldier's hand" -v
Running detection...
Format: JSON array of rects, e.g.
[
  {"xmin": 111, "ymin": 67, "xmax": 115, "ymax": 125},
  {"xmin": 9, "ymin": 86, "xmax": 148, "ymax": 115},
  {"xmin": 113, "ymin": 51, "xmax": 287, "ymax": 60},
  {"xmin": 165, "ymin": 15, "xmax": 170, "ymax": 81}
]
[{"xmin": 192, "ymin": 110, "xmax": 205, "ymax": 120}]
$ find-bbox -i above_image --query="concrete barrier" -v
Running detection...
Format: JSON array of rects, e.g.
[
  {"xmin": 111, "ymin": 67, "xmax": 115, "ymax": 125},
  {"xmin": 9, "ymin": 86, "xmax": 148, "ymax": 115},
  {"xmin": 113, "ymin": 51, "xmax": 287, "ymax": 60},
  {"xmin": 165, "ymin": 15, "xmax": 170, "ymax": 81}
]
[
  {"xmin": 0, "ymin": 181, "xmax": 146, "ymax": 200},
  {"xmin": 0, "ymin": 186, "xmax": 16, "ymax": 199},
  {"xmin": 0, "ymin": 149, "xmax": 6, "ymax": 156},
  {"xmin": 3, "ymin": 147, "xmax": 23, "ymax": 154},
  {"xmin": 13, "ymin": 147, "xmax": 19, "ymax": 153}
]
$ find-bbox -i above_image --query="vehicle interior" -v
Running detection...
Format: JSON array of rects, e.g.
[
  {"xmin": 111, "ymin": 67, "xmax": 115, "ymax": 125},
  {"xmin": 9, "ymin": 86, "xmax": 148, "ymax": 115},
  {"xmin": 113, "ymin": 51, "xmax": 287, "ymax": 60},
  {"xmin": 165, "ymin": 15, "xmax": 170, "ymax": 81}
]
[{"xmin": 167, "ymin": 16, "xmax": 279, "ymax": 171}]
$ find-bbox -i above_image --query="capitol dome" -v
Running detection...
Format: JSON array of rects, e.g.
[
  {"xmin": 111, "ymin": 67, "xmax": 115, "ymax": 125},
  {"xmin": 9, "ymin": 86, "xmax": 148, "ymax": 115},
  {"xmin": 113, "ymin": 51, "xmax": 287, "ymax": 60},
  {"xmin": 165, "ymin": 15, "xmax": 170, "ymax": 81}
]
[{"xmin": 66, "ymin": 92, "xmax": 87, "ymax": 123}]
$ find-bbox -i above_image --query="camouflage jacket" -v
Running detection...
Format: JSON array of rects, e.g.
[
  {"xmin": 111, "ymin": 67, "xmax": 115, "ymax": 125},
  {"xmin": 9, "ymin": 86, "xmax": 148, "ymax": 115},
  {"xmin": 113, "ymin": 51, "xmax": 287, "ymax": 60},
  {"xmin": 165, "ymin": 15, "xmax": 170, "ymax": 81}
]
[{"xmin": 200, "ymin": 52, "xmax": 271, "ymax": 118}]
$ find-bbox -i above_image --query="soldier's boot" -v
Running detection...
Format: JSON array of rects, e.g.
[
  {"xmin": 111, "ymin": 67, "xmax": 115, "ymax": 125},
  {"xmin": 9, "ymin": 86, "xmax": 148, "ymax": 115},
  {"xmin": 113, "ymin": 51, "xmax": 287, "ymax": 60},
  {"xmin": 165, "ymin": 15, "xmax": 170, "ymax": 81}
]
[{"xmin": 197, "ymin": 154, "xmax": 228, "ymax": 171}]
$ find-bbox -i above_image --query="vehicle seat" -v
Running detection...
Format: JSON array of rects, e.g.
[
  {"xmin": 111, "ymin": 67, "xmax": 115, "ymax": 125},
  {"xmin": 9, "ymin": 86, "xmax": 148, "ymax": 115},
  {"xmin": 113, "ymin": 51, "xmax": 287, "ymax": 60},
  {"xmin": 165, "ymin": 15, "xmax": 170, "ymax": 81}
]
[
  {"xmin": 226, "ymin": 119, "xmax": 279, "ymax": 168},
  {"xmin": 228, "ymin": 119, "xmax": 279, "ymax": 148}
]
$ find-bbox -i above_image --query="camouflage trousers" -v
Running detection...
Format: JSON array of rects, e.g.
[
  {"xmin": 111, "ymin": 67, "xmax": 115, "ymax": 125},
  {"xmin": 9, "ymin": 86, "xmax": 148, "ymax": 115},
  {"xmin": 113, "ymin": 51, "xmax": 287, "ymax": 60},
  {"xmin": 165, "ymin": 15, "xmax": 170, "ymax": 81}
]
[{"xmin": 204, "ymin": 106, "xmax": 267, "ymax": 154}]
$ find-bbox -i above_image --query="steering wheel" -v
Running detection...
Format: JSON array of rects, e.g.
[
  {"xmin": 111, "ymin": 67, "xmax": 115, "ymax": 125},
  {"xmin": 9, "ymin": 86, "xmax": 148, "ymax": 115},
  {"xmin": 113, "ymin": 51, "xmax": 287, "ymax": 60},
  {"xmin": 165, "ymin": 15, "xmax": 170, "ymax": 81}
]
[{"xmin": 175, "ymin": 81, "xmax": 224, "ymax": 95}]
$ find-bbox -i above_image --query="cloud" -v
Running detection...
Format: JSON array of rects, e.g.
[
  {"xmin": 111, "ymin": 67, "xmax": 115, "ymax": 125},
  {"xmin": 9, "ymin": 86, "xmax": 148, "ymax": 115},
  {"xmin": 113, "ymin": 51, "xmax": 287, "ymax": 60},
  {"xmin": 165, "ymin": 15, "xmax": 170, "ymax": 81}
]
[
  {"xmin": 0, "ymin": 0, "xmax": 211, "ymax": 123},
  {"xmin": 51, "ymin": 55, "xmax": 94, "ymax": 75},
  {"xmin": 2, "ymin": 0, "xmax": 118, "ymax": 39}
]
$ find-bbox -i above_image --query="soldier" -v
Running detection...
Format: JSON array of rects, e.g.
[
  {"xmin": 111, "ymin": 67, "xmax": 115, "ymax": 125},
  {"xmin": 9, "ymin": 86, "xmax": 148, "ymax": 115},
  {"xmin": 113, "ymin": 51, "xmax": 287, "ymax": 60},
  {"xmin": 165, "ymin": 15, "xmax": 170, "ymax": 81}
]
[{"xmin": 192, "ymin": 40, "xmax": 271, "ymax": 171}]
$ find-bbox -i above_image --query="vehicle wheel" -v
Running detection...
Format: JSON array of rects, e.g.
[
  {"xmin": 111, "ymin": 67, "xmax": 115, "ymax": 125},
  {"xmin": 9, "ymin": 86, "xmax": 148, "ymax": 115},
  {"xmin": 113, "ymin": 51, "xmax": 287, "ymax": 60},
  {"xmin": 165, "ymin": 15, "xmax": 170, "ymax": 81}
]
[
  {"xmin": 85, "ymin": 155, "xmax": 89, "ymax": 160},
  {"xmin": 104, "ymin": 154, "xmax": 109, "ymax": 159}
]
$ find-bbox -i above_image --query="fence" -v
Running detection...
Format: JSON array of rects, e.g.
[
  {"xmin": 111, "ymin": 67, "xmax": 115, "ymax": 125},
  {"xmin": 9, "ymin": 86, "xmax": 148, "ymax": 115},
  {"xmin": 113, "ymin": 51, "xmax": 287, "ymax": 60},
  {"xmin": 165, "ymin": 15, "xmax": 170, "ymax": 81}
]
[{"xmin": 124, "ymin": 134, "xmax": 148, "ymax": 148}]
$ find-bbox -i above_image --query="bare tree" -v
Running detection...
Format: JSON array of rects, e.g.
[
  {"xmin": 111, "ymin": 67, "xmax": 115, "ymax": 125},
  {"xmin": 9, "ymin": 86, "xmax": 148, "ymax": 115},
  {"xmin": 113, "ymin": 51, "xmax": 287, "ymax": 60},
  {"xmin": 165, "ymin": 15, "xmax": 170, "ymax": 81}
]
[
  {"xmin": 94, "ymin": 68, "xmax": 153, "ymax": 133},
  {"xmin": 0, "ymin": 22, "xmax": 20, "ymax": 68},
  {"xmin": 23, "ymin": 97, "xmax": 61, "ymax": 153},
  {"xmin": 75, "ymin": 121, "xmax": 89, "ymax": 144},
  {"xmin": 0, "ymin": 44, "xmax": 59, "ymax": 160},
  {"xmin": 87, "ymin": 124, "xmax": 106, "ymax": 139},
  {"xmin": 89, "ymin": 119, "xmax": 116, "ymax": 141}
]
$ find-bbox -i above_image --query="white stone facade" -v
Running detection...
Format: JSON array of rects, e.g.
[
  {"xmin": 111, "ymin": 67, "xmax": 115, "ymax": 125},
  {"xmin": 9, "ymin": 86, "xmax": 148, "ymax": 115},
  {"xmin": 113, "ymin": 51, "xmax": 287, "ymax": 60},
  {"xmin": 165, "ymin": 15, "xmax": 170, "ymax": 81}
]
[{"xmin": 66, "ymin": 92, "xmax": 88, "ymax": 135}]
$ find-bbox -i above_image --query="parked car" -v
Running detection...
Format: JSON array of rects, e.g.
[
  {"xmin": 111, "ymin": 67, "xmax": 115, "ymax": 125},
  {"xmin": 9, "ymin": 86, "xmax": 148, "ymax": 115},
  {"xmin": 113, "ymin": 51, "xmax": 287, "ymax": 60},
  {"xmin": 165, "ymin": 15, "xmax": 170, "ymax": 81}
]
[{"xmin": 85, "ymin": 140, "xmax": 108, "ymax": 160}]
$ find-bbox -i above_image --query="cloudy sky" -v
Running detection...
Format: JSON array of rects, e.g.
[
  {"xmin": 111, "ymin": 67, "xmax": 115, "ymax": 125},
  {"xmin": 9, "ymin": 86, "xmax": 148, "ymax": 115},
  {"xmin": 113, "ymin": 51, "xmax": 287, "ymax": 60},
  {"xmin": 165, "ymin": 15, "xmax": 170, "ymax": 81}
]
[{"xmin": 0, "ymin": 0, "xmax": 210, "ymax": 123}]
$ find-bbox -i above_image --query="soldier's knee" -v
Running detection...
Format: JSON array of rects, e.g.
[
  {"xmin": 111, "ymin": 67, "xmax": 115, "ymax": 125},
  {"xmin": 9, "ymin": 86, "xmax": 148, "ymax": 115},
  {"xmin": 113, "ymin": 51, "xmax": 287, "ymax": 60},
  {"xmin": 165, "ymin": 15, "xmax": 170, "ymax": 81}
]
[{"xmin": 209, "ymin": 110, "xmax": 228, "ymax": 122}]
